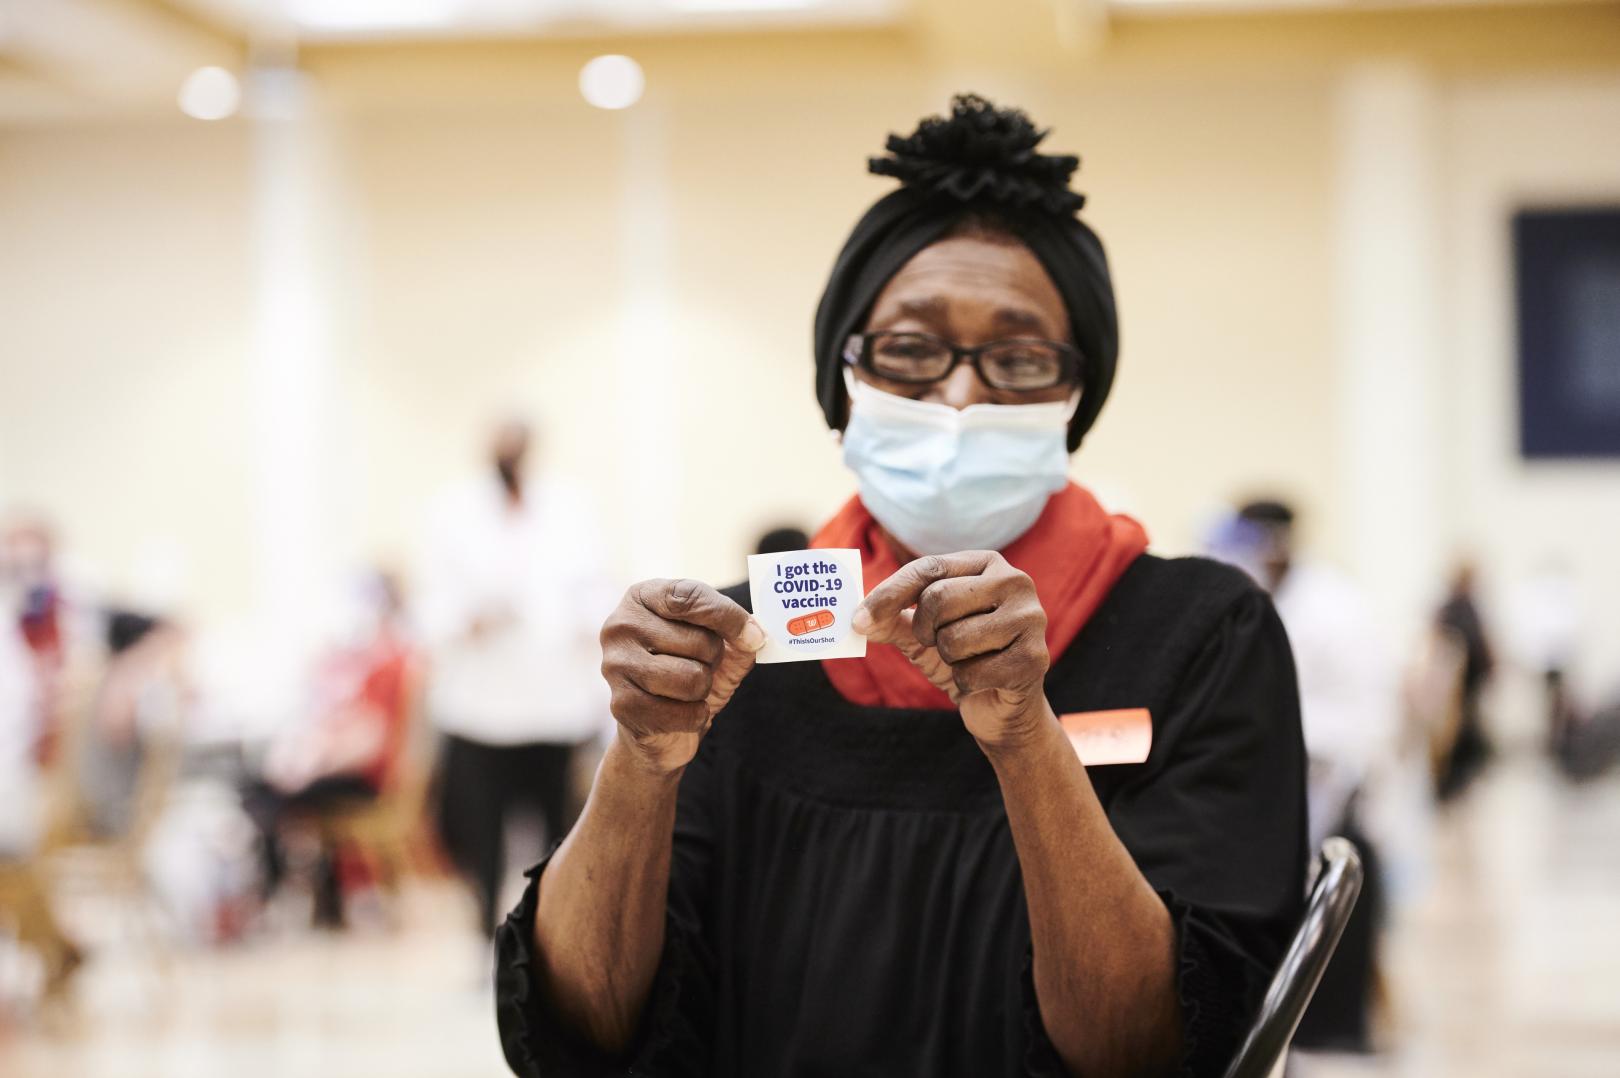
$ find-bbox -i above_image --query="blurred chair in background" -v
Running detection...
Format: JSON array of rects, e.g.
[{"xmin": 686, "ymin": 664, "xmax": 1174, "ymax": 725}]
[
  {"xmin": 40, "ymin": 612, "xmax": 189, "ymax": 979},
  {"xmin": 0, "ymin": 610, "xmax": 83, "ymax": 1004},
  {"xmin": 418, "ymin": 420, "xmax": 610, "ymax": 939},
  {"xmin": 0, "ymin": 862, "xmax": 81, "ymax": 1005}
]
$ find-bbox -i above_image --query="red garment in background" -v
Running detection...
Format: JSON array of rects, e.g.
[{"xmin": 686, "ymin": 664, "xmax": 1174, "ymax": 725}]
[
  {"xmin": 18, "ymin": 586, "xmax": 62, "ymax": 659},
  {"xmin": 810, "ymin": 482, "xmax": 1149, "ymax": 711},
  {"xmin": 18, "ymin": 586, "xmax": 64, "ymax": 765},
  {"xmin": 357, "ymin": 640, "xmax": 412, "ymax": 791},
  {"xmin": 312, "ymin": 636, "xmax": 413, "ymax": 791}
]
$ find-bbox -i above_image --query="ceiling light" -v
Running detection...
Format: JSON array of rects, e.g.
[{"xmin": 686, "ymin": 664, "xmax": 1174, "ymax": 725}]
[
  {"xmin": 178, "ymin": 67, "xmax": 241, "ymax": 121},
  {"xmin": 579, "ymin": 55, "xmax": 645, "ymax": 111},
  {"xmin": 283, "ymin": 0, "xmax": 465, "ymax": 33}
]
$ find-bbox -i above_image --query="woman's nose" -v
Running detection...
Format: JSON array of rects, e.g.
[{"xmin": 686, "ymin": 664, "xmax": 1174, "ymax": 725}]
[{"xmin": 925, "ymin": 365, "xmax": 994, "ymax": 410}]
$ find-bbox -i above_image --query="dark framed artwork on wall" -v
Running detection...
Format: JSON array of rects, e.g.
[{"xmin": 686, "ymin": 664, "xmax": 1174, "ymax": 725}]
[{"xmin": 1514, "ymin": 206, "xmax": 1620, "ymax": 459}]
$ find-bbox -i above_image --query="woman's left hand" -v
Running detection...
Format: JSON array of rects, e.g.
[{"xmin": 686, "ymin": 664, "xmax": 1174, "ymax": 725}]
[{"xmin": 853, "ymin": 551, "xmax": 1055, "ymax": 750}]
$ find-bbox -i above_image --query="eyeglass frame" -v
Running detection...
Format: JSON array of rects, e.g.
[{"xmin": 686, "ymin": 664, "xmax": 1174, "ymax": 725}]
[{"xmin": 842, "ymin": 330, "xmax": 1084, "ymax": 393}]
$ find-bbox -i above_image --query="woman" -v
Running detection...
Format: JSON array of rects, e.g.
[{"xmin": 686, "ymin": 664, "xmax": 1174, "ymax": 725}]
[{"xmin": 496, "ymin": 95, "xmax": 1307, "ymax": 1077}]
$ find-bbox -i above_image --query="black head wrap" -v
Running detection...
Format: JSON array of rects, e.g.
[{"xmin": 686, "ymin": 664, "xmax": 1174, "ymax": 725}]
[{"xmin": 812, "ymin": 94, "xmax": 1118, "ymax": 452}]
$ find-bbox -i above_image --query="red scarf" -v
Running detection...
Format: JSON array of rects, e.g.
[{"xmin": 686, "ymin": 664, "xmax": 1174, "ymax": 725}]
[{"xmin": 810, "ymin": 482, "xmax": 1149, "ymax": 710}]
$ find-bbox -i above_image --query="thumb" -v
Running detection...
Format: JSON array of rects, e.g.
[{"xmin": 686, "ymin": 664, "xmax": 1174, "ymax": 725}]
[
  {"xmin": 706, "ymin": 616, "xmax": 764, "ymax": 717},
  {"xmin": 859, "ymin": 608, "xmax": 958, "ymax": 702},
  {"xmin": 855, "ymin": 605, "xmax": 923, "ymax": 657},
  {"xmin": 852, "ymin": 602, "xmax": 910, "ymax": 646}
]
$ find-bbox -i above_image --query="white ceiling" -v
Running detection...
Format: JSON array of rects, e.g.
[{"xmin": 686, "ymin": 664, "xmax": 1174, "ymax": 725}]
[
  {"xmin": 0, "ymin": 0, "xmax": 900, "ymax": 121},
  {"xmin": 0, "ymin": 0, "xmax": 1600, "ymax": 123},
  {"xmin": 171, "ymin": 0, "xmax": 900, "ymax": 40}
]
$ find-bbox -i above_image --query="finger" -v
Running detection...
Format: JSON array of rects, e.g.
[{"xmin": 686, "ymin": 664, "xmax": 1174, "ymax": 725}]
[
  {"xmin": 948, "ymin": 640, "xmax": 1042, "ymax": 698},
  {"xmin": 625, "ymin": 653, "xmax": 712, "ymax": 703},
  {"xmin": 857, "ymin": 603, "xmax": 919, "ymax": 648},
  {"xmin": 933, "ymin": 610, "xmax": 1026, "ymax": 666},
  {"xmin": 706, "ymin": 640, "xmax": 758, "ymax": 714},
  {"xmin": 622, "ymin": 605, "xmax": 724, "ymax": 665},
  {"xmin": 608, "ymin": 683, "xmax": 708, "ymax": 731},
  {"xmin": 912, "ymin": 575, "xmax": 1006, "ymax": 648},
  {"xmin": 854, "ymin": 552, "xmax": 999, "ymax": 634},
  {"xmin": 634, "ymin": 579, "xmax": 767, "ymax": 652},
  {"xmin": 856, "ymin": 609, "xmax": 960, "ymax": 699}
]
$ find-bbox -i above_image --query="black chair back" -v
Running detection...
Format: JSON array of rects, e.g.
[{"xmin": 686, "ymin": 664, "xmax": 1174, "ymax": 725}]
[{"xmin": 1221, "ymin": 836, "xmax": 1365, "ymax": 1078}]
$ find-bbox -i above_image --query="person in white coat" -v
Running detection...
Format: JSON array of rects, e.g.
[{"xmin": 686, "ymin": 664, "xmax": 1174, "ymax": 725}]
[
  {"xmin": 1209, "ymin": 498, "xmax": 1397, "ymax": 1052},
  {"xmin": 419, "ymin": 420, "xmax": 610, "ymax": 937}
]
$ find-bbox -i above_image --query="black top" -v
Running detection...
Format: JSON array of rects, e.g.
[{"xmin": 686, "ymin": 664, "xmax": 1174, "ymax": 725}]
[{"xmin": 496, "ymin": 554, "xmax": 1309, "ymax": 1077}]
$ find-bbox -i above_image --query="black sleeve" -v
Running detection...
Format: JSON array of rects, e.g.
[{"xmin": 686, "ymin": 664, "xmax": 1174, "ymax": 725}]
[
  {"xmin": 1034, "ymin": 587, "xmax": 1309, "ymax": 1077},
  {"xmin": 495, "ymin": 743, "xmax": 721, "ymax": 1077}
]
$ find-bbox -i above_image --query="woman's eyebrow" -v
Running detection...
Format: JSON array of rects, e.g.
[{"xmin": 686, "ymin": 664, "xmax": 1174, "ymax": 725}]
[
  {"xmin": 993, "ymin": 307, "xmax": 1050, "ymax": 334},
  {"xmin": 895, "ymin": 297, "xmax": 949, "ymax": 322}
]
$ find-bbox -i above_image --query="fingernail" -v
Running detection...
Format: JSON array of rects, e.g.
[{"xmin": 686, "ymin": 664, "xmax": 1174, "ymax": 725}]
[
  {"xmin": 852, "ymin": 607, "xmax": 873, "ymax": 634},
  {"xmin": 739, "ymin": 619, "xmax": 767, "ymax": 652}
]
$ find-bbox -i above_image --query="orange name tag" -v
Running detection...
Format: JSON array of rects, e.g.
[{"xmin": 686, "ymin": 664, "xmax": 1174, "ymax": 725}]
[{"xmin": 1058, "ymin": 708, "xmax": 1152, "ymax": 766}]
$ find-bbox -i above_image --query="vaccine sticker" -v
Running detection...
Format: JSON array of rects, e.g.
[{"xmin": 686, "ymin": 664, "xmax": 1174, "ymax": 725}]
[{"xmin": 746, "ymin": 548, "xmax": 867, "ymax": 665}]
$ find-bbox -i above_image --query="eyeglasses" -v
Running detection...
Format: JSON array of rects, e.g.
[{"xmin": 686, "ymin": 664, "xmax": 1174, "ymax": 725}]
[{"xmin": 843, "ymin": 331, "xmax": 1082, "ymax": 392}]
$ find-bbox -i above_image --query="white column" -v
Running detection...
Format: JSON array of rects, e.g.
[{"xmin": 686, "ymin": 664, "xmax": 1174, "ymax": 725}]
[
  {"xmin": 1333, "ymin": 60, "xmax": 1446, "ymax": 644},
  {"xmin": 614, "ymin": 102, "xmax": 684, "ymax": 579},
  {"xmin": 248, "ymin": 61, "xmax": 340, "ymax": 659}
]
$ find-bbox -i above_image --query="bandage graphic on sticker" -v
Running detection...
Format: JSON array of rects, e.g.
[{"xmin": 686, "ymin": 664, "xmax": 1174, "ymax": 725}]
[
  {"xmin": 786, "ymin": 609, "xmax": 835, "ymax": 636},
  {"xmin": 746, "ymin": 549, "xmax": 867, "ymax": 664}
]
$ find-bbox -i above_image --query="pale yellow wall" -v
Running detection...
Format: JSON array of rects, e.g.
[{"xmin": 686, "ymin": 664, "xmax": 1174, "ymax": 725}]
[
  {"xmin": 312, "ymin": 34, "xmax": 1344, "ymax": 593},
  {"xmin": 1444, "ymin": 72, "xmax": 1620, "ymax": 699},
  {"xmin": 1, "ymin": 5, "xmax": 1617, "ymax": 694},
  {"xmin": 334, "ymin": 103, "xmax": 626, "ymax": 572},
  {"xmin": 0, "ymin": 123, "xmax": 258, "ymax": 615}
]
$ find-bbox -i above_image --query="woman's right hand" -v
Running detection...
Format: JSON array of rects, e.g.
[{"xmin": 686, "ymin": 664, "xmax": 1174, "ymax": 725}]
[{"xmin": 600, "ymin": 579, "xmax": 766, "ymax": 775}]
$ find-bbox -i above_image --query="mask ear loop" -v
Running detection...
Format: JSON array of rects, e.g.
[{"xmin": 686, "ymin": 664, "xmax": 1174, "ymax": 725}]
[
  {"xmin": 1063, "ymin": 387, "xmax": 1083, "ymax": 422},
  {"xmin": 833, "ymin": 367, "xmax": 857, "ymax": 445}
]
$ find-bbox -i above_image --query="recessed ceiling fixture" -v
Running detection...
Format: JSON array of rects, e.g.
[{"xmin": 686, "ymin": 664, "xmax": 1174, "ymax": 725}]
[
  {"xmin": 579, "ymin": 55, "xmax": 645, "ymax": 111},
  {"xmin": 178, "ymin": 66, "xmax": 241, "ymax": 120}
]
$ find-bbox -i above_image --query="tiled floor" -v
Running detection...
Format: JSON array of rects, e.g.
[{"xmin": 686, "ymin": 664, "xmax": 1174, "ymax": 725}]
[
  {"xmin": 1298, "ymin": 750, "xmax": 1620, "ymax": 1078},
  {"xmin": 3, "ymin": 750, "xmax": 1618, "ymax": 1077},
  {"xmin": 0, "ymin": 885, "xmax": 511, "ymax": 1078}
]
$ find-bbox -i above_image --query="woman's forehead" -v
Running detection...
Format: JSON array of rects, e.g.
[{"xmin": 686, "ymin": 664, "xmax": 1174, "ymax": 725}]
[{"xmin": 866, "ymin": 234, "xmax": 1070, "ymax": 341}]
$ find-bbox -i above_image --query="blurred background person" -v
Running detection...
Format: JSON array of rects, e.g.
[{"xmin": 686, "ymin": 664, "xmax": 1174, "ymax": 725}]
[
  {"xmin": 79, "ymin": 611, "xmax": 191, "ymax": 841},
  {"xmin": 1208, "ymin": 498, "xmax": 1397, "ymax": 1054},
  {"xmin": 419, "ymin": 420, "xmax": 609, "ymax": 939},
  {"xmin": 752, "ymin": 524, "xmax": 810, "ymax": 556},
  {"xmin": 0, "ymin": 615, "xmax": 44, "ymax": 861},
  {"xmin": 1, "ymin": 0, "xmax": 1617, "ymax": 1071},
  {"xmin": 1510, "ymin": 558, "xmax": 1582, "ymax": 756},
  {"xmin": 240, "ymin": 569, "xmax": 415, "ymax": 928},
  {"xmin": 1433, "ymin": 559, "xmax": 1496, "ymax": 800},
  {"xmin": 0, "ymin": 512, "xmax": 94, "ymax": 770}
]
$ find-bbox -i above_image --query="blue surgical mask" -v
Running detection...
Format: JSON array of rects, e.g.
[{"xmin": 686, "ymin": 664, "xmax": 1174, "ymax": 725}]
[{"xmin": 840, "ymin": 370, "xmax": 1077, "ymax": 555}]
